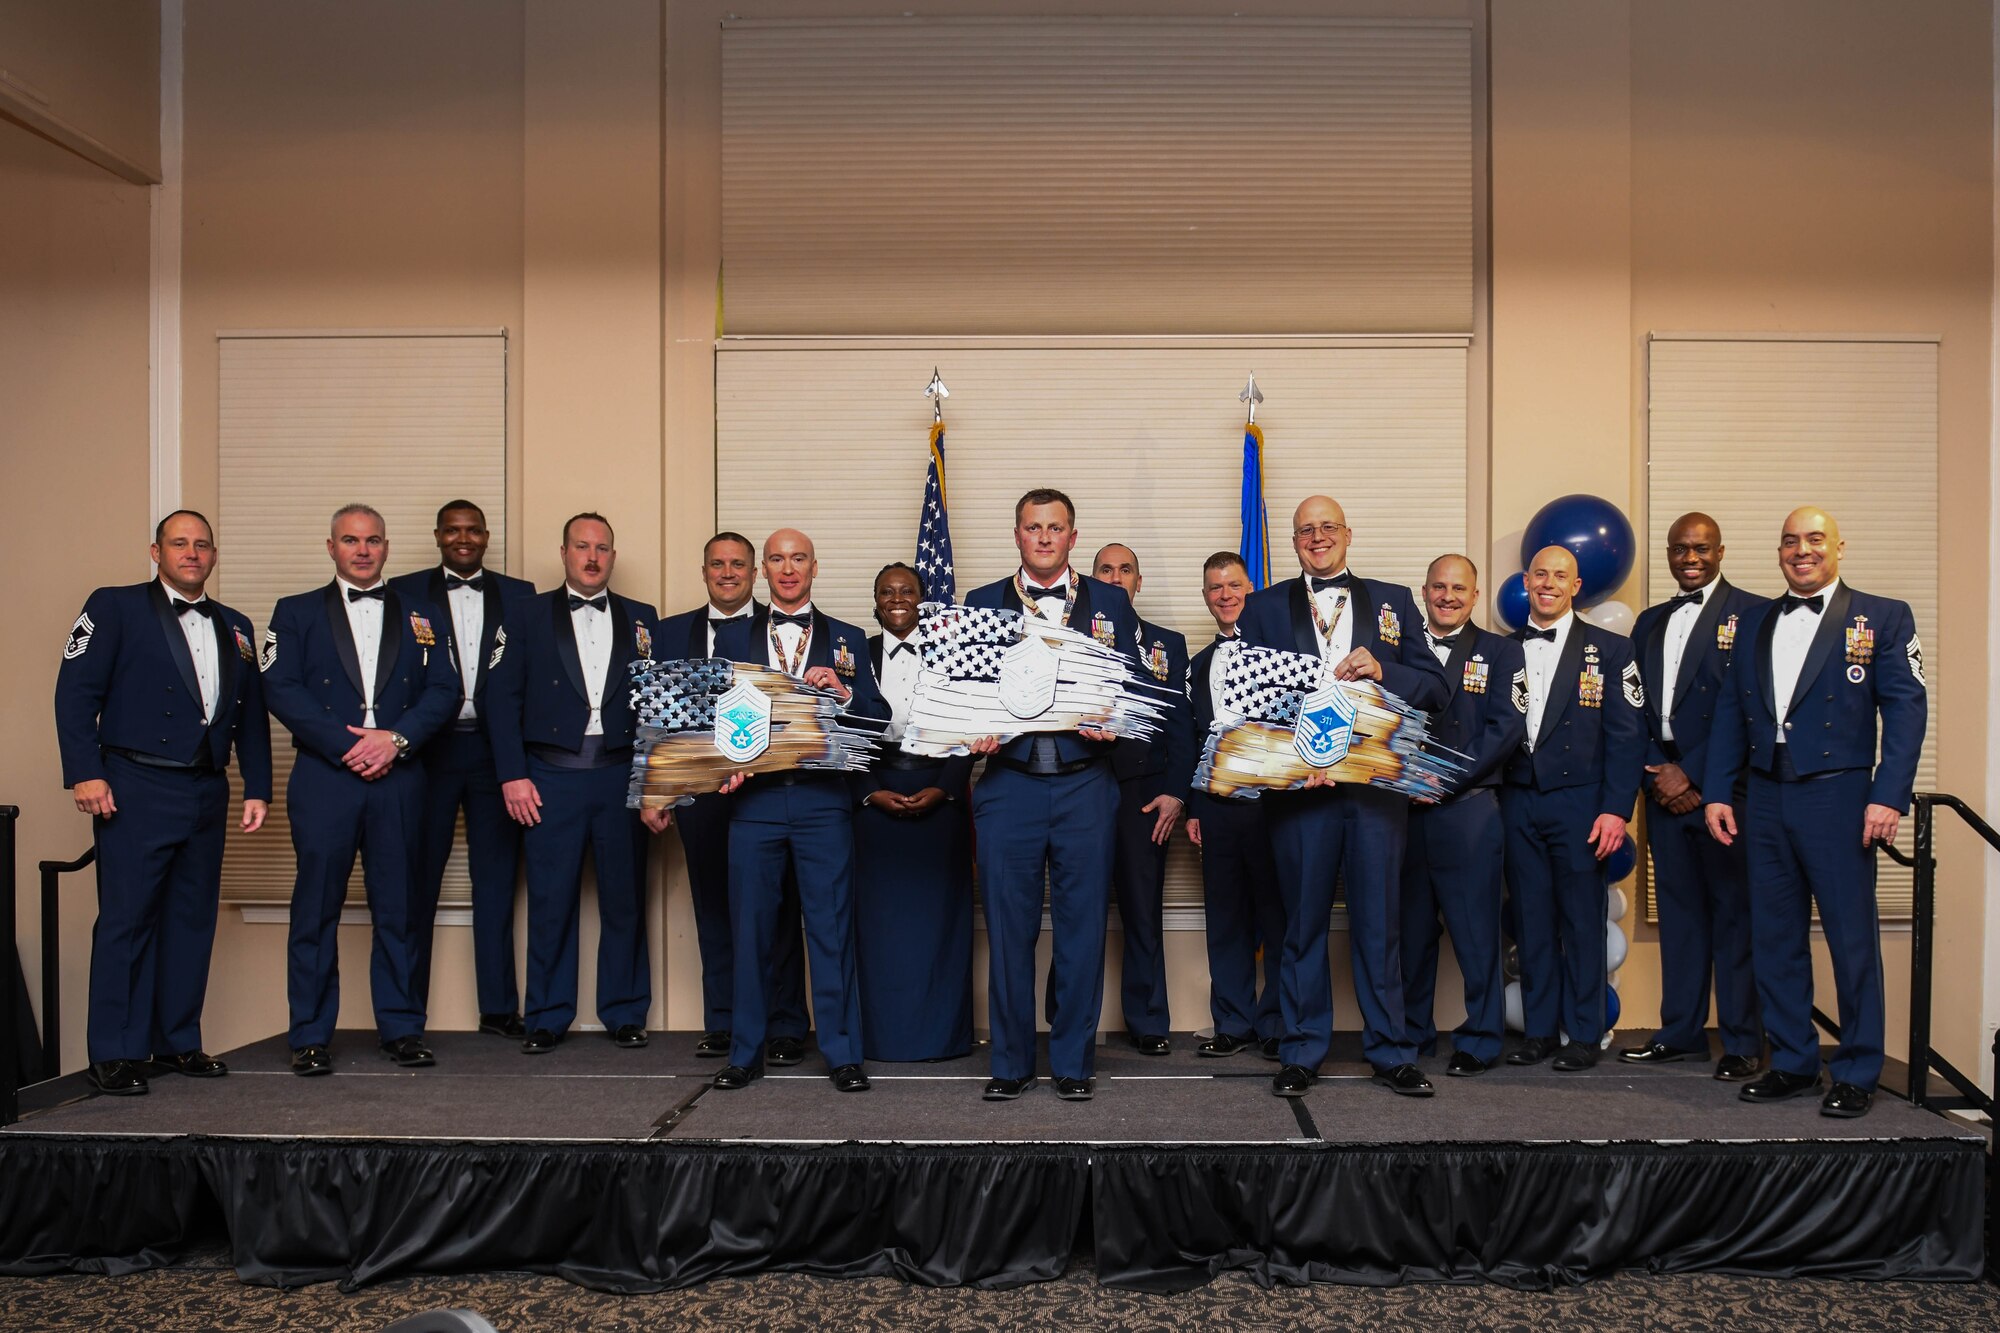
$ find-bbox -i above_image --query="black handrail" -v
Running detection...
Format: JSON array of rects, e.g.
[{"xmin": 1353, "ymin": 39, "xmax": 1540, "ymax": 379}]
[
  {"xmin": 1900, "ymin": 793, "xmax": 1999, "ymax": 1117},
  {"xmin": 2, "ymin": 805, "xmax": 19, "ymax": 1127},
  {"xmin": 37, "ymin": 848, "xmax": 93, "ymax": 1082}
]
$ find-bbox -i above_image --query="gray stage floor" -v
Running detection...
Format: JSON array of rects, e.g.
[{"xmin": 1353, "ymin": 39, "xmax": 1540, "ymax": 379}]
[{"xmin": 4, "ymin": 1029, "xmax": 1977, "ymax": 1147}]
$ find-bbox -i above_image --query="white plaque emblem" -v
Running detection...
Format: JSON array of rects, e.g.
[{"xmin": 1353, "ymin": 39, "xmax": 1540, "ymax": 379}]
[
  {"xmin": 997, "ymin": 633, "xmax": 1060, "ymax": 720},
  {"xmin": 1292, "ymin": 681, "xmax": 1357, "ymax": 769},
  {"xmin": 713, "ymin": 680, "xmax": 773, "ymax": 762}
]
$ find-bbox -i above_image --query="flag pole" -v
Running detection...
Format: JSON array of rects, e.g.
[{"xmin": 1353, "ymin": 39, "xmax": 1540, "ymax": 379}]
[
  {"xmin": 926, "ymin": 367, "xmax": 949, "ymax": 423},
  {"xmin": 1240, "ymin": 371, "xmax": 1262, "ymax": 425}
]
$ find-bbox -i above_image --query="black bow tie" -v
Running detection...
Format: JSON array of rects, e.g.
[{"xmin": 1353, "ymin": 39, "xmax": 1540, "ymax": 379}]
[
  {"xmin": 771, "ymin": 610, "xmax": 812, "ymax": 628},
  {"xmin": 1522, "ymin": 626, "xmax": 1558, "ymax": 643},
  {"xmin": 1309, "ymin": 573, "xmax": 1351, "ymax": 593},
  {"xmin": 1780, "ymin": 593, "xmax": 1824, "ymax": 616},
  {"xmin": 445, "ymin": 573, "xmax": 486, "ymax": 591},
  {"xmin": 708, "ymin": 615, "xmax": 745, "ymax": 630},
  {"xmin": 567, "ymin": 593, "xmax": 608, "ymax": 613},
  {"xmin": 889, "ymin": 640, "xmax": 917, "ymax": 658},
  {"xmin": 1025, "ymin": 584, "xmax": 1067, "ymax": 601},
  {"xmin": 1427, "ymin": 630, "xmax": 1461, "ymax": 647},
  {"xmin": 347, "ymin": 586, "xmax": 386, "ymax": 604},
  {"xmin": 1669, "ymin": 589, "xmax": 1704, "ymax": 607},
  {"xmin": 171, "ymin": 598, "xmax": 216, "ymax": 619},
  {"xmin": 1212, "ymin": 633, "xmax": 1239, "ymax": 649}
]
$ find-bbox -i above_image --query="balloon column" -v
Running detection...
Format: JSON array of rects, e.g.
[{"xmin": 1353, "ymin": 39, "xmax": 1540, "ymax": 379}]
[{"xmin": 1519, "ymin": 494, "xmax": 1636, "ymax": 607}]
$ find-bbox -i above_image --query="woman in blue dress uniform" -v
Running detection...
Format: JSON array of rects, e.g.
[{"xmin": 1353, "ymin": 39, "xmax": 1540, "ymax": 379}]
[{"xmin": 852, "ymin": 563, "xmax": 974, "ymax": 1061}]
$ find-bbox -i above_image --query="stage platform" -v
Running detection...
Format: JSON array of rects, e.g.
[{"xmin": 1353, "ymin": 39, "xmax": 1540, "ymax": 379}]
[{"xmin": 0, "ymin": 1029, "xmax": 1985, "ymax": 1292}]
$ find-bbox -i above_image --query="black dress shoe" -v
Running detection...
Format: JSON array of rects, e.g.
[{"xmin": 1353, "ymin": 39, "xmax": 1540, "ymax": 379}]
[
  {"xmin": 1258, "ymin": 1037, "xmax": 1282, "ymax": 1062},
  {"xmin": 87, "ymin": 1060, "xmax": 149, "ymax": 1096},
  {"xmin": 1821, "ymin": 1082, "xmax": 1873, "ymax": 1118},
  {"xmin": 1552, "ymin": 1041, "xmax": 1600, "ymax": 1072},
  {"xmin": 983, "ymin": 1074, "xmax": 1036, "ymax": 1101},
  {"xmin": 1197, "ymin": 1032, "xmax": 1253, "ymax": 1058},
  {"xmin": 1446, "ymin": 1051, "xmax": 1489, "ymax": 1077},
  {"xmin": 1132, "ymin": 1033, "xmax": 1170, "ymax": 1056},
  {"xmin": 478, "ymin": 1013, "xmax": 526, "ymax": 1039},
  {"xmin": 1714, "ymin": 1053, "xmax": 1761, "ymax": 1082},
  {"xmin": 611, "ymin": 1024, "xmax": 649, "ymax": 1049},
  {"xmin": 1739, "ymin": 1068, "xmax": 1821, "ymax": 1103},
  {"xmin": 1619, "ymin": 1040, "xmax": 1708, "ymax": 1065},
  {"xmin": 831, "ymin": 1064, "xmax": 871, "ymax": 1092},
  {"xmin": 1506, "ymin": 1036, "xmax": 1558, "ymax": 1066},
  {"xmin": 1272, "ymin": 1064, "xmax": 1316, "ymax": 1097},
  {"xmin": 1372, "ymin": 1063, "xmax": 1435, "ymax": 1097},
  {"xmin": 158, "ymin": 1050, "xmax": 227, "ymax": 1078},
  {"xmin": 694, "ymin": 1030, "xmax": 731, "ymax": 1058},
  {"xmin": 712, "ymin": 1064, "xmax": 758, "ymax": 1091},
  {"xmin": 380, "ymin": 1035, "xmax": 435, "ymax": 1068},
  {"xmin": 521, "ymin": 1029, "xmax": 561, "ymax": 1055},
  {"xmin": 766, "ymin": 1036, "xmax": 806, "ymax": 1066},
  {"xmin": 290, "ymin": 1045, "xmax": 333, "ymax": 1077},
  {"xmin": 1053, "ymin": 1076, "xmax": 1093, "ymax": 1101}
]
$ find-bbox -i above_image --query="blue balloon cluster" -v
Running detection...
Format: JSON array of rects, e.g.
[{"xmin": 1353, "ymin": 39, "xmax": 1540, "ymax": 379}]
[
  {"xmin": 1606, "ymin": 984, "xmax": 1622, "ymax": 1030},
  {"xmin": 1495, "ymin": 572, "xmax": 1531, "ymax": 632},
  {"xmin": 1603, "ymin": 834, "xmax": 1638, "ymax": 884},
  {"xmin": 1518, "ymin": 494, "xmax": 1636, "ymax": 610}
]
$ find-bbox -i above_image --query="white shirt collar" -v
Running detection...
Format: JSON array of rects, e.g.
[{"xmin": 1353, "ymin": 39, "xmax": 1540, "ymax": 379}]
[
  {"xmin": 1528, "ymin": 609, "xmax": 1576, "ymax": 638},
  {"xmin": 1787, "ymin": 576, "xmax": 1841, "ymax": 603},
  {"xmin": 336, "ymin": 576, "xmax": 383, "ymax": 599},
  {"xmin": 160, "ymin": 578, "xmax": 207, "ymax": 606},
  {"xmin": 565, "ymin": 583, "xmax": 608, "ymax": 603},
  {"xmin": 1021, "ymin": 566, "xmax": 1071, "ymax": 592},
  {"xmin": 708, "ymin": 601, "xmax": 753, "ymax": 620}
]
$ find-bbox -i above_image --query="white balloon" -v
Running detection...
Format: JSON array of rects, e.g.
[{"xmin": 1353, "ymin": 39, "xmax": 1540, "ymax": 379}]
[
  {"xmin": 1607, "ymin": 887, "xmax": 1628, "ymax": 922},
  {"xmin": 1585, "ymin": 599, "xmax": 1635, "ymax": 635},
  {"xmin": 1503, "ymin": 981, "xmax": 1525, "ymax": 1034},
  {"xmin": 1606, "ymin": 919, "xmax": 1630, "ymax": 971}
]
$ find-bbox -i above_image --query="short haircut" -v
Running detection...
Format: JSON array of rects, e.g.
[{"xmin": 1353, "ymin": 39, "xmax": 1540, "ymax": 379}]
[
  {"xmin": 154, "ymin": 509, "xmax": 214, "ymax": 547},
  {"xmin": 1202, "ymin": 550, "xmax": 1248, "ymax": 577},
  {"xmin": 1013, "ymin": 487, "xmax": 1076, "ymax": 526},
  {"xmin": 330, "ymin": 503, "xmax": 385, "ymax": 537},
  {"xmin": 704, "ymin": 530, "xmax": 755, "ymax": 561},
  {"xmin": 562, "ymin": 511, "xmax": 614, "ymax": 546},
  {"xmin": 1094, "ymin": 543, "xmax": 1139, "ymax": 574},
  {"xmin": 1426, "ymin": 552, "xmax": 1480, "ymax": 584},
  {"xmin": 874, "ymin": 560, "xmax": 928, "ymax": 600},
  {"xmin": 435, "ymin": 499, "xmax": 486, "ymax": 528}
]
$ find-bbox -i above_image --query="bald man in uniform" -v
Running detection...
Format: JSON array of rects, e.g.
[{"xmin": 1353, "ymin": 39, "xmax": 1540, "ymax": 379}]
[{"xmin": 1705, "ymin": 508, "xmax": 1926, "ymax": 1118}]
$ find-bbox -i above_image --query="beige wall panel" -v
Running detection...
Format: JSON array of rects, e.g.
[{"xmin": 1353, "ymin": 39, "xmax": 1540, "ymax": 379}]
[
  {"xmin": 0, "ymin": 0, "xmax": 159, "ymax": 178},
  {"xmin": 0, "ymin": 119, "xmax": 152, "ymax": 1073}
]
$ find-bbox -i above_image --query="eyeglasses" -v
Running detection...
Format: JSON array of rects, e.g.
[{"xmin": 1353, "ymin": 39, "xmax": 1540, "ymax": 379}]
[{"xmin": 1293, "ymin": 523, "xmax": 1350, "ymax": 541}]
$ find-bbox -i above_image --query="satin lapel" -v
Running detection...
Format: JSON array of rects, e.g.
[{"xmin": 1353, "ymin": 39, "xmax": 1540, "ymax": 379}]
[
  {"xmin": 478, "ymin": 575, "xmax": 504, "ymax": 689},
  {"xmin": 746, "ymin": 607, "xmax": 773, "ymax": 667},
  {"xmin": 1756, "ymin": 604, "xmax": 1779, "ymax": 723},
  {"xmin": 608, "ymin": 597, "xmax": 635, "ymax": 699},
  {"xmin": 1789, "ymin": 582, "xmax": 1853, "ymax": 714},
  {"xmin": 214, "ymin": 609, "xmax": 239, "ymax": 711},
  {"xmin": 1642, "ymin": 609, "xmax": 1669, "ymax": 717},
  {"xmin": 375, "ymin": 588, "xmax": 404, "ymax": 704},
  {"xmin": 149, "ymin": 582, "xmax": 203, "ymax": 705},
  {"xmin": 1288, "ymin": 578, "xmax": 1317, "ymax": 657},
  {"xmin": 1535, "ymin": 624, "xmax": 1587, "ymax": 748},
  {"xmin": 1068, "ymin": 577, "xmax": 1093, "ymax": 632},
  {"xmin": 1673, "ymin": 585, "xmax": 1729, "ymax": 707},
  {"xmin": 1345, "ymin": 576, "xmax": 1376, "ymax": 656},
  {"xmin": 999, "ymin": 580, "xmax": 1024, "ymax": 615},
  {"xmin": 869, "ymin": 633, "xmax": 884, "ymax": 677},
  {"xmin": 323, "ymin": 583, "xmax": 366, "ymax": 698},
  {"xmin": 551, "ymin": 593, "xmax": 587, "ymax": 702},
  {"xmin": 1443, "ymin": 629, "xmax": 1476, "ymax": 703},
  {"xmin": 685, "ymin": 612, "xmax": 707, "ymax": 659}
]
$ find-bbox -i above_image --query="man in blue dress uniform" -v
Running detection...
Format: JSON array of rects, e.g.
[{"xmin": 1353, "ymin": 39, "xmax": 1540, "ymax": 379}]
[
  {"xmin": 1501, "ymin": 544, "xmax": 1646, "ymax": 1073},
  {"xmin": 1619, "ymin": 513, "xmax": 1765, "ymax": 1081},
  {"xmin": 1091, "ymin": 543, "xmax": 1194, "ymax": 1056},
  {"xmin": 261, "ymin": 504, "xmax": 461, "ymax": 1074},
  {"xmin": 1236, "ymin": 495, "xmax": 1449, "ymax": 1099},
  {"xmin": 655, "ymin": 531, "xmax": 808, "ymax": 1061},
  {"xmin": 1184, "ymin": 551, "xmax": 1286, "ymax": 1061},
  {"xmin": 55, "ymin": 510, "xmax": 273, "ymax": 1096},
  {"xmin": 387, "ymin": 500, "xmax": 536, "ymax": 1038},
  {"xmin": 486, "ymin": 513, "xmax": 662, "ymax": 1054},
  {"xmin": 709, "ymin": 528, "xmax": 887, "ymax": 1094},
  {"xmin": 1399, "ymin": 555, "xmax": 1526, "ymax": 1076},
  {"xmin": 1705, "ymin": 507, "xmax": 1926, "ymax": 1118},
  {"xmin": 966, "ymin": 489, "xmax": 1145, "ymax": 1103}
]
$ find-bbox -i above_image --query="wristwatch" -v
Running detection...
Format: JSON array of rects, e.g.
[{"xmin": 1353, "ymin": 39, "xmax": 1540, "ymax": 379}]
[{"xmin": 389, "ymin": 732, "xmax": 412, "ymax": 758}]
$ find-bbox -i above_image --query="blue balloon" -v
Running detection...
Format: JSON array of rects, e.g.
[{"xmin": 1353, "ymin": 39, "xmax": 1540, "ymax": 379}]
[
  {"xmin": 1605, "ymin": 984, "xmax": 1621, "ymax": 1031},
  {"xmin": 1495, "ymin": 572, "xmax": 1531, "ymax": 631},
  {"xmin": 1520, "ymin": 494, "xmax": 1636, "ymax": 608},
  {"xmin": 1604, "ymin": 834, "xmax": 1638, "ymax": 884}
]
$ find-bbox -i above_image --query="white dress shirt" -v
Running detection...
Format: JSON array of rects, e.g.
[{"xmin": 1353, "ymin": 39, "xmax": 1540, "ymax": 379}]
[
  {"xmin": 770, "ymin": 602, "xmax": 813, "ymax": 677},
  {"xmin": 1657, "ymin": 579, "xmax": 1715, "ymax": 742},
  {"xmin": 338, "ymin": 577, "xmax": 386, "ymax": 727},
  {"xmin": 568, "ymin": 584, "xmax": 613, "ymax": 736},
  {"xmin": 1308, "ymin": 573, "xmax": 1354, "ymax": 670},
  {"xmin": 706, "ymin": 601, "xmax": 753, "ymax": 656},
  {"xmin": 1019, "ymin": 568, "xmax": 1071, "ymax": 624},
  {"xmin": 1771, "ymin": 577, "xmax": 1838, "ymax": 745},
  {"xmin": 163, "ymin": 581, "xmax": 221, "ymax": 724},
  {"xmin": 1521, "ymin": 610, "xmax": 1575, "ymax": 753},
  {"xmin": 444, "ymin": 571, "xmax": 485, "ymax": 722},
  {"xmin": 878, "ymin": 628, "xmax": 924, "ymax": 739},
  {"xmin": 1208, "ymin": 632, "xmax": 1244, "ymax": 726}
]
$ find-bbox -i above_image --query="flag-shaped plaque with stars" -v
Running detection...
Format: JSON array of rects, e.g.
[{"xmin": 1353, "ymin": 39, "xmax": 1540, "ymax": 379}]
[{"xmin": 914, "ymin": 372, "xmax": 956, "ymax": 603}]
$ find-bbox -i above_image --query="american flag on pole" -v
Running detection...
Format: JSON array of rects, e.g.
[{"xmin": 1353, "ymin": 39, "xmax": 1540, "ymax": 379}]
[{"xmin": 914, "ymin": 416, "xmax": 957, "ymax": 603}]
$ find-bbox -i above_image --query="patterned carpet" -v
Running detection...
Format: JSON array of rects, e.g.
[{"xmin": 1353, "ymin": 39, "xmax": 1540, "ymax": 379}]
[{"xmin": 3, "ymin": 1253, "xmax": 1997, "ymax": 1332}]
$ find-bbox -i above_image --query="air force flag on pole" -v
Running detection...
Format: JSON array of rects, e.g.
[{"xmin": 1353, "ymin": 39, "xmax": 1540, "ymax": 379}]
[{"xmin": 915, "ymin": 369, "xmax": 957, "ymax": 603}]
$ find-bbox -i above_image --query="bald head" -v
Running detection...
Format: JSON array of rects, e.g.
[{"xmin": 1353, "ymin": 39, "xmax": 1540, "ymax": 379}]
[
  {"xmin": 1779, "ymin": 506, "xmax": 1843, "ymax": 593},
  {"xmin": 1290, "ymin": 495, "xmax": 1352, "ymax": 578},
  {"xmin": 1422, "ymin": 554, "xmax": 1480, "ymax": 634},
  {"xmin": 1665, "ymin": 511, "xmax": 1725, "ymax": 593},
  {"xmin": 1092, "ymin": 543, "xmax": 1142, "ymax": 602},
  {"xmin": 762, "ymin": 527, "xmax": 820, "ymax": 612},
  {"xmin": 1524, "ymin": 544, "xmax": 1581, "ymax": 627}
]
